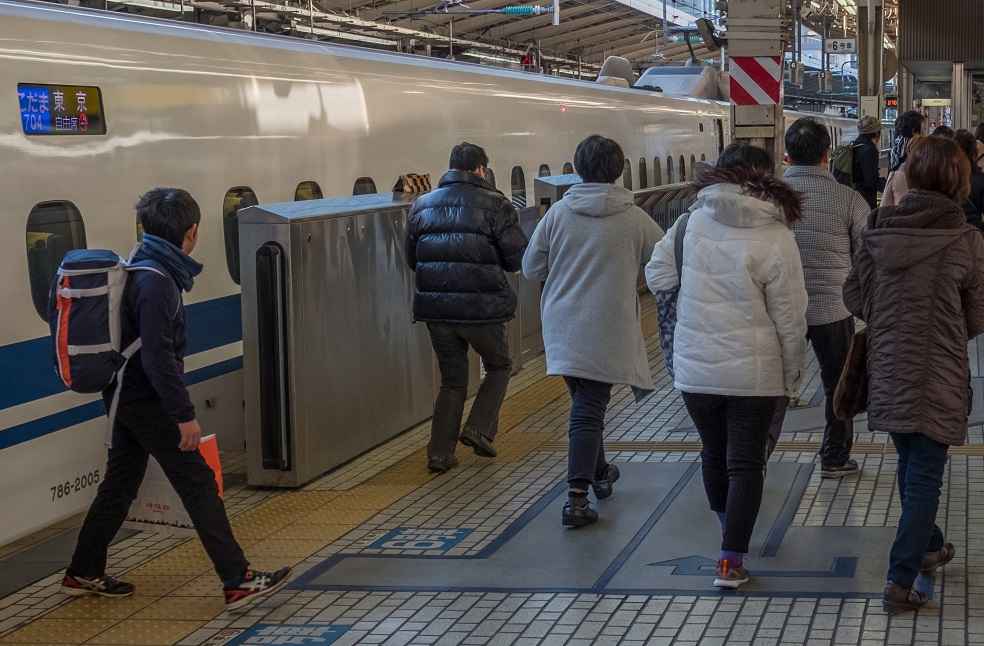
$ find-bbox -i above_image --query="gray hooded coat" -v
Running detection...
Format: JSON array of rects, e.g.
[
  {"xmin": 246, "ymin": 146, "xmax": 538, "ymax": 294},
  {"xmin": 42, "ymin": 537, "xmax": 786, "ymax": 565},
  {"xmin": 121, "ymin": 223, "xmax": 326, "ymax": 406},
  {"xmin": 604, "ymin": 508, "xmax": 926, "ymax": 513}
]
[
  {"xmin": 522, "ymin": 183, "xmax": 663, "ymax": 390},
  {"xmin": 844, "ymin": 190, "xmax": 984, "ymax": 446}
]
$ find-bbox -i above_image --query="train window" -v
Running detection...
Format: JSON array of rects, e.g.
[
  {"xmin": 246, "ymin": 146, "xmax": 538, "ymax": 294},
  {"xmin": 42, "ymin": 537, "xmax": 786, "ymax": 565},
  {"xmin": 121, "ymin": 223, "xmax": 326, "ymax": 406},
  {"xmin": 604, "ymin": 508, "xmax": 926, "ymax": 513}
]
[
  {"xmin": 26, "ymin": 201, "xmax": 87, "ymax": 320},
  {"xmin": 295, "ymin": 181, "xmax": 323, "ymax": 201},
  {"xmin": 701, "ymin": 153, "xmax": 706, "ymax": 162},
  {"xmin": 538, "ymin": 164, "xmax": 551, "ymax": 177},
  {"xmin": 353, "ymin": 177, "xmax": 377, "ymax": 196},
  {"xmin": 222, "ymin": 187, "xmax": 258, "ymax": 285},
  {"xmin": 689, "ymin": 155, "xmax": 696, "ymax": 181},
  {"xmin": 699, "ymin": 122, "xmax": 704, "ymax": 133},
  {"xmin": 511, "ymin": 166, "xmax": 527, "ymax": 208},
  {"xmin": 638, "ymin": 158, "xmax": 648, "ymax": 189},
  {"xmin": 563, "ymin": 162, "xmax": 574, "ymax": 174},
  {"xmin": 715, "ymin": 119, "xmax": 725, "ymax": 154},
  {"xmin": 679, "ymin": 156, "xmax": 686, "ymax": 182},
  {"xmin": 653, "ymin": 158, "xmax": 662, "ymax": 186},
  {"xmin": 666, "ymin": 156, "xmax": 674, "ymax": 183},
  {"xmin": 623, "ymin": 159, "xmax": 632, "ymax": 190}
]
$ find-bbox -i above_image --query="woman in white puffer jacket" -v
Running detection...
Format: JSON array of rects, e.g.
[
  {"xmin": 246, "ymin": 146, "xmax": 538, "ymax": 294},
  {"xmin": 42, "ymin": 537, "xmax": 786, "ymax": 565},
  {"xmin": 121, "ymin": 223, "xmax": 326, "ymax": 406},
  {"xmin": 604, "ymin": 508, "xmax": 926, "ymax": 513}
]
[{"xmin": 646, "ymin": 143, "xmax": 808, "ymax": 590}]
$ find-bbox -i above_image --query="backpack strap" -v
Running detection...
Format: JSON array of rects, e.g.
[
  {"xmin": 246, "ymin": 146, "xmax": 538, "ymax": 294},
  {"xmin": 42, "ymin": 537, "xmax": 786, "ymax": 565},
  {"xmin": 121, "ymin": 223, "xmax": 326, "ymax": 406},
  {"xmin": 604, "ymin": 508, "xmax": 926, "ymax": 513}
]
[
  {"xmin": 105, "ymin": 261, "xmax": 169, "ymax": 444},
  {"xmin": 673, "ymin": 212, "xmax": 691, "ymax": 284}
]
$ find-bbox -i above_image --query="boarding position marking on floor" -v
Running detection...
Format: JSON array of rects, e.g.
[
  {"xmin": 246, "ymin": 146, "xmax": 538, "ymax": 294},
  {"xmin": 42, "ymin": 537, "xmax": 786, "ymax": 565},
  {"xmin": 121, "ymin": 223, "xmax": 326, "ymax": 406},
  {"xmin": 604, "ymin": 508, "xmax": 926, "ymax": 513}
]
[
  {"xmin": 293, "ymin": 463, "xmax": 897, "ymax": 596},
  {"xmin": 368, "ymin": 527, "xmax": 472, "ymax": 551},
  {"xmin": 225, "ymin": 624, "xmax": 349, "ymax": 645}
]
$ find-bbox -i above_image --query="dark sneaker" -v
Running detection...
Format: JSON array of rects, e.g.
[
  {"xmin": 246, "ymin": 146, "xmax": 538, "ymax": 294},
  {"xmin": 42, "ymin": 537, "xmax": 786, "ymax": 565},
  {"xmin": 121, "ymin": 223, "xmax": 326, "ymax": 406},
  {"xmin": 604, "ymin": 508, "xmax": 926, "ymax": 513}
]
[
  {"xmin": 427, "ymin": 455, "xmax": 459, "ymax": 474},
  {"xmin": 713, "ymin": 560, "xmax": 750, "ymax": 589},
  {"xmin": 592, "ymin": 464, "xmax": 621, "ymax": 500},
  {"xmin": 562, "ymin": 493, "xmax": 598, "ymax": 528},
  {"xmin": 224, "ymin": 567, "xmax": 292, "ymax": 612},
  {"xmin": 921, "ymin": 543, "xmax": 956, "ymax": 574},
  {"xmin": 821, "ymin": 458, "xmax": 860, "ymax": 479},
  {"xmin": 460, "ymin": 428, "xmax": 497, "ymax": 458},
  {"xmin": 61, "ymin": 574, "xmax": 134, "ymax": 598},
  {"xmin": 883, "ymin": 582, "xmax": 929, "ymax": 615}
]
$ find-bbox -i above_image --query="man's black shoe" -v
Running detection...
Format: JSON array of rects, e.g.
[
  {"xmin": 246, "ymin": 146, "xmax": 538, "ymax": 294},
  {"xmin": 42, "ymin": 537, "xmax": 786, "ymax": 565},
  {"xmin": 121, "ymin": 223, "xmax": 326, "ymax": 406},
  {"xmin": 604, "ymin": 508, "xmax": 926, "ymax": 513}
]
[
  {"xmin": 460, "ymin": 428, "xmax": 497, "ymax": 458},
  {"xmin": 427, "ymin": 455, "xmax": 459, "ymax": 474},
  {"xmin": 821, "ymin": 458, "xmax": 860, "ymax": 479},
  {"xmin": 562, "ymin": 493, "xmax": 598, "ymax": 528},
  {"xmin": 593, "ymin": 464, "xmax": 621, "ymax": 500}
]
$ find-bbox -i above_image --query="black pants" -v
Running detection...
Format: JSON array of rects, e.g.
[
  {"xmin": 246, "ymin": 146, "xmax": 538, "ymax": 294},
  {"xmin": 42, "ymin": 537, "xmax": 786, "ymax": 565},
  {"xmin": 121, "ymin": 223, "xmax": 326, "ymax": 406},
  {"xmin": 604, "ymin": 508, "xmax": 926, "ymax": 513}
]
[
  {"xmin": 69, "ymin": 399, "xmax": 248, "ymax": 586},
  {"xmin": 682, "ymin": 392, "xmax": 784, "ymax": 554},
  {"xmin": 427, "ymin": 322, "xmax": 512, "ymax": 460},
  {"xmin": 806, "ymin": 317, "xmax": 855, "ymax": 467},
  {"xmin": 565, "ymin": 377, "xmax": 614, "ymax": 486}
]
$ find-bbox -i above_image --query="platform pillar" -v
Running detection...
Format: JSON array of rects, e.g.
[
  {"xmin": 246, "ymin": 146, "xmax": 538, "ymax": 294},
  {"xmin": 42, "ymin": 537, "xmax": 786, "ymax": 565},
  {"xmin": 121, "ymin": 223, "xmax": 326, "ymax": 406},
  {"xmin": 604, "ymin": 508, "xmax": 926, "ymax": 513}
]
[
  {"xmin": 725, "ymin": 0, "xmax": 787, "ymax": 167},
  {"xmin": 857, "ymin": 0, "xmax": 883, "ymax": 120}
]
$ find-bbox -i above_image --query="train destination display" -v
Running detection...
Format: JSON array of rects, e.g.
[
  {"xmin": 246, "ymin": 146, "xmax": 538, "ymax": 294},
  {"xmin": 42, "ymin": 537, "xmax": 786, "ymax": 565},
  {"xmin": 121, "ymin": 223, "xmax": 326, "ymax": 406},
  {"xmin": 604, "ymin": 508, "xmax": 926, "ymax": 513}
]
[{"xmin": 18, "ymin": 84, "xmax": 106, "ymax": 135}]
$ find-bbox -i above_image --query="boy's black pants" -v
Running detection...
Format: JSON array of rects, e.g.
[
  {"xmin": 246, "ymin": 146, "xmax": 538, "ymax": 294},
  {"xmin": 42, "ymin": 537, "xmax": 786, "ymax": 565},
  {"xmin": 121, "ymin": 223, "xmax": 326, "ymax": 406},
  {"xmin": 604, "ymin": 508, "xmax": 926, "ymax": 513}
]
[{"xmin": 69, "ymin": 399, "xmax": 248, "ymax": 585}]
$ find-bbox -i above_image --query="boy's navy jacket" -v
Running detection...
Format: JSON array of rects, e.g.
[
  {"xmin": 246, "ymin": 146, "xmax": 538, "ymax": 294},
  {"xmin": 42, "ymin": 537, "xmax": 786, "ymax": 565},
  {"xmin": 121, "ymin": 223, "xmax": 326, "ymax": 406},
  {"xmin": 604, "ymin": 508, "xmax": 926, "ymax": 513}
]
[{"xmin": 102, "ymin": 236, "xmax": 201, "ymax": 424}]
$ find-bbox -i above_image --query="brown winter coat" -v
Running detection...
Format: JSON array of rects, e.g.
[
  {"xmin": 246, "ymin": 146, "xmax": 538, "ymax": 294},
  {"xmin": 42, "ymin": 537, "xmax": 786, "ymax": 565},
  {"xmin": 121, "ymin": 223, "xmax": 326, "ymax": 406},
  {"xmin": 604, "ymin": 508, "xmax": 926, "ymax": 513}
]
[{"xmin": 843, "ymin": 190, "xmax": 984, "ymax": 446}]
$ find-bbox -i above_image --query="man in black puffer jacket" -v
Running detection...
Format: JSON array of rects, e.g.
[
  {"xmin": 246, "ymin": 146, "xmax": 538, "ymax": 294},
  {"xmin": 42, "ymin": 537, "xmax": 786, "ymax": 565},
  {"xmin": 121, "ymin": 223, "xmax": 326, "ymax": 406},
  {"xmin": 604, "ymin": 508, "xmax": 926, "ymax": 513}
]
[{"xmin": 407, "ymin": 142, "xmax": 528, "ymax": 473}]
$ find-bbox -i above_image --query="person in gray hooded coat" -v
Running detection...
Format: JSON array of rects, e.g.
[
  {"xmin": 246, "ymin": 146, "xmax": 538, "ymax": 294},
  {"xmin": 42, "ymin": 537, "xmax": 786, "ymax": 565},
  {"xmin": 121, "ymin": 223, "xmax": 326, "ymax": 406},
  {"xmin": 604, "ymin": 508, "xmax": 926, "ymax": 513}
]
[{"xmin": 523, "ymin": 135, "xmax": 663, "ymax": 529}]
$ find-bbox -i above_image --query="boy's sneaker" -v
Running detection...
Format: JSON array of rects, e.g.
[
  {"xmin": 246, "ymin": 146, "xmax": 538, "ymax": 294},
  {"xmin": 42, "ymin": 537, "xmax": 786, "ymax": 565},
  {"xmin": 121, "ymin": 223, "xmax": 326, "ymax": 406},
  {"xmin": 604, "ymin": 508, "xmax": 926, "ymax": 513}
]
[
  {"xmin": 592, "ymin": 464, "xmax": 621, "ymax": 500},
  {"xmin": 883, "ymin": 582, "xmax": 929, "ymax": 615},
  {"xmin": 821, "ymin": 459, "xmax": 860, "ymax": 479},
  {"xmin": 921, "ymin": 543, "xmax": 956, "ymax": 574},
  {"xmin": 61, "ymin": 574, "xmax": 134, "ymax": 598},
  {"xmin": 224, "ymin": 567, "xmax": 292, "ymax": 612},
  {"xmin": 713, "ymin": 560, "xmax": 750, "ymax": 589}
]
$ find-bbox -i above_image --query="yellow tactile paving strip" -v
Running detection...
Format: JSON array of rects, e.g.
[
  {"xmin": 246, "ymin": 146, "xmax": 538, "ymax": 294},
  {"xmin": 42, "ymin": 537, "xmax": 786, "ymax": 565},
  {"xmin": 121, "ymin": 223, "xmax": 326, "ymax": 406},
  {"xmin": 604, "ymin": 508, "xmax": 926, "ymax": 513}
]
[{"xmin": 0, "ymin": 322, "xmax": 586, "ymax": 645}]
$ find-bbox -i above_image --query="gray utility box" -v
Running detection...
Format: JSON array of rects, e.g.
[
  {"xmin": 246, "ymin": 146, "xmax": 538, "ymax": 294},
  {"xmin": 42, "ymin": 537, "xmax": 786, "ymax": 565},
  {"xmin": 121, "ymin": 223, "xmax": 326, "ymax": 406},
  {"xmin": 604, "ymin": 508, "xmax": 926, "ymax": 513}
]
[
  {"xmin": 238, "ymin": 194, "xmax": 437, "ymax": 487},
  {"xmin": 238, "ymin": 192, "xmax": 540, "ymax": 488},
  {"xmin": 533, "ymin": 173, "xmax": 581, "ymax": 210}
]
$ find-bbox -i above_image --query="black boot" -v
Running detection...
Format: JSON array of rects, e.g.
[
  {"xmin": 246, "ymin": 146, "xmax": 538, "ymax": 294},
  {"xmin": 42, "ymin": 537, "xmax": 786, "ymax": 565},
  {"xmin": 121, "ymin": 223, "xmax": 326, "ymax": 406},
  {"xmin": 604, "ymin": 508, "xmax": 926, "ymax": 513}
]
[{"xmin": 562, "ymin": 491, "xmax": 598, "ymax": 528}]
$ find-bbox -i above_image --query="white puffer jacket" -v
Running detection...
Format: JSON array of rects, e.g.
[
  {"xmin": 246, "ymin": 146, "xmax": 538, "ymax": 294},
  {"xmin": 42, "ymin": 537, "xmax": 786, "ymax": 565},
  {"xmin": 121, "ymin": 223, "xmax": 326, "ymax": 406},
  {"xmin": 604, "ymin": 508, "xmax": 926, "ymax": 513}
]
[{"xmin": 646, "ymin": 182, "xmax": 808, "ymax": 398}]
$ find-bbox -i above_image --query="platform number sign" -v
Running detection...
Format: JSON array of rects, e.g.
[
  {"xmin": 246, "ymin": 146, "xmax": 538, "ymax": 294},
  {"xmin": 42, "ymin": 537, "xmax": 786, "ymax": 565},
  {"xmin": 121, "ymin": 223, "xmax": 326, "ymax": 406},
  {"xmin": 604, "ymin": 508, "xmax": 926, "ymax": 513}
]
[{"xmin": 824, "ymin": 38, "xmax": 856, "ymax": 54}]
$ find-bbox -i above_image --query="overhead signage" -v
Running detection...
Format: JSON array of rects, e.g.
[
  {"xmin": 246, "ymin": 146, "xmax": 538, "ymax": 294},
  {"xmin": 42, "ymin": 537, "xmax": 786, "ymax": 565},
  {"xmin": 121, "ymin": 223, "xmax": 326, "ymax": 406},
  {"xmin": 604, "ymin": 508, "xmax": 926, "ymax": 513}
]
[
  {"xmin": 922, "ymin": 98, "xmax": 952, "ymax": 107},
  {"xmin": 17, "ymin": 83, "xmax": 106, "ymax": 135},
  {"xmin": 824, "ymin": 38, "xmax": 856, "ymax": 54}
]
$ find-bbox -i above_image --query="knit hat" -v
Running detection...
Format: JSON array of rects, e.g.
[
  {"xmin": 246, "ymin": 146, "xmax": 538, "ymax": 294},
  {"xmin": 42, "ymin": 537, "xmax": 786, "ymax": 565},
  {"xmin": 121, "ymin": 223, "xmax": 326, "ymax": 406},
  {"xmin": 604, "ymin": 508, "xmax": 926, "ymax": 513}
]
[{"xmin": 857, "ymin": 115, "xmax": 881, "ymax": 135}]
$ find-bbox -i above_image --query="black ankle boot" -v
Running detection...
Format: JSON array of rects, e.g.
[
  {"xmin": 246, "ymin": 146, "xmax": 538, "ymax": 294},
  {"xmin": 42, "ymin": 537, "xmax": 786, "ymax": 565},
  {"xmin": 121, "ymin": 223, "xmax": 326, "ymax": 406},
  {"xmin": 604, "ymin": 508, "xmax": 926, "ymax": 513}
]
[{"xmin": 562, "ymin": 491, "xmax": 598, "ymax": 528}]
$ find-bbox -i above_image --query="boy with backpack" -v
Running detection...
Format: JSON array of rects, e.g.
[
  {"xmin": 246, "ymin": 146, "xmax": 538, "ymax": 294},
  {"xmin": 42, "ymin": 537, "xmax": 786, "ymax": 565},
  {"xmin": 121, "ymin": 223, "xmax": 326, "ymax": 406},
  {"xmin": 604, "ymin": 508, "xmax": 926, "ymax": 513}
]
[
  {"xmin": 59, "ymin": 188, "xmax": 290, "ymax": 610},
  {"xmin": 831, "ymin": 116, "xmax": 882, "ymax": 210}
]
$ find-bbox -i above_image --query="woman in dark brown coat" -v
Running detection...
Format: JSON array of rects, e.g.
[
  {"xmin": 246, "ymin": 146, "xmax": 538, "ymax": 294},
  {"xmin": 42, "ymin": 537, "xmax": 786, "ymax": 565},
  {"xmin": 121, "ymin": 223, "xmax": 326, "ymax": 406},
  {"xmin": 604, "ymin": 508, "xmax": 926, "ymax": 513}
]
[{"xmin": 844, "ymin": 136, "xmax": 984, "ymax": 614}]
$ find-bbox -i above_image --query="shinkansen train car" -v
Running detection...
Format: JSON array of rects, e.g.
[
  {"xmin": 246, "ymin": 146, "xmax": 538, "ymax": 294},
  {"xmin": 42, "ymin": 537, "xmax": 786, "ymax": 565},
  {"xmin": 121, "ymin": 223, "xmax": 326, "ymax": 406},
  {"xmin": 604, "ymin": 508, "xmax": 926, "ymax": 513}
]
[{"xmin": 0, "ymin": 0, "xmax": 854, "ymax": 546}]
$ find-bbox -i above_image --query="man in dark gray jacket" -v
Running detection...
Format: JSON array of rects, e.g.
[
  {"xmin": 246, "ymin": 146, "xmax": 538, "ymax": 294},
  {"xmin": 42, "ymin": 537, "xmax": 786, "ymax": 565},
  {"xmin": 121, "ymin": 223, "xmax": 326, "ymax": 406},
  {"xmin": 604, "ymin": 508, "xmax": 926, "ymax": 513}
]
[
  {"xmin": 407, "ymin": 143, "xmax": 528, "ymax": 473},
  {"xmin": 784, "ymin": 118, "xmax": 869, "ymax": 479}
]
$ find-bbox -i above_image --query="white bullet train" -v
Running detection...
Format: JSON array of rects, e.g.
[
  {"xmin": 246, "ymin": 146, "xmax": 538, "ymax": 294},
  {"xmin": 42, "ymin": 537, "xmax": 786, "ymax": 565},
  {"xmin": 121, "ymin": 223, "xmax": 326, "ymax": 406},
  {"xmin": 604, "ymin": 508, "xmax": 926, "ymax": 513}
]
[{"xmin": 0, "ymin": 0, "xmax": 855, "ymax": 545}]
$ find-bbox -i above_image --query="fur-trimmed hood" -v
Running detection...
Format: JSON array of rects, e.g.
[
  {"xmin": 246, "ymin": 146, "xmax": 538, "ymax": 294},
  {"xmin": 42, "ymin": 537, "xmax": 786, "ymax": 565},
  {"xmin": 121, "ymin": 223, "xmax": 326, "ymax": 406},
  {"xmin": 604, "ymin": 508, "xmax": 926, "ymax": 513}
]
[{"xmin": 695, "ymin": 166, "xmax": 803, "ymax": 225}]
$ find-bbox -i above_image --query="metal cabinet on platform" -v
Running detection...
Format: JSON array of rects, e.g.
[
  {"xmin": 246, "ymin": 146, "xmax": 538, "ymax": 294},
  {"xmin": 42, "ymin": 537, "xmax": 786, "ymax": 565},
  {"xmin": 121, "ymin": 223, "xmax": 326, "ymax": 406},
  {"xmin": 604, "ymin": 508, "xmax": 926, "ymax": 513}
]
[{"xmin": 239, "ymin": 194, "xmax": 436, "ymax": 487}]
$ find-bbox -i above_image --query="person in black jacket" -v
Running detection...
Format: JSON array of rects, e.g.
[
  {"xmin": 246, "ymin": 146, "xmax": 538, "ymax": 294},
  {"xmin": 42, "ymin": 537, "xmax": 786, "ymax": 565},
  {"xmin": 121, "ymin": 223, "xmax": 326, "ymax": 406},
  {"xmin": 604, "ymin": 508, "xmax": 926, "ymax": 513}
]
[
  {"xmin": 853, "ymin": 116, "xmax": 883, "ymax": 210},
  {"xmin": 956, "ymin": 129, "xmax": 984, "ymax": 230},
  {"xmin": 407, "ymin": 143, "xmax": 528, "ymax": 473},
  {"xmin": 63, "ymin": 189, "xmax": 290, "ymax": 611}
]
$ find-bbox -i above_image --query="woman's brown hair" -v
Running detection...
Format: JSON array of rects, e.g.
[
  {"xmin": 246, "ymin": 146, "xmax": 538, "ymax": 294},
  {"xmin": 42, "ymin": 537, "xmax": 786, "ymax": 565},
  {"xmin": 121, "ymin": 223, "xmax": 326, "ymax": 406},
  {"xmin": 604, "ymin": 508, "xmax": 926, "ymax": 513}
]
[{"xmin": 905, "ymin": 135, "xmax": 971, "ymax": 202}]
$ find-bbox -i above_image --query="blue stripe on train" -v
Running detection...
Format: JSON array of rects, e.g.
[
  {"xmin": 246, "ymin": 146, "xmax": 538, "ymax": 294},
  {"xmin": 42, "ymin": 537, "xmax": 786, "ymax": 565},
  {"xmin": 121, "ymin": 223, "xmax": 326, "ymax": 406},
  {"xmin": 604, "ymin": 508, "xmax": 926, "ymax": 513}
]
[
  {"xmin": 0, "ymin": 356, "xmax": 244, "ymax": 451},
  {"xmin": 0, "ymin": 294, "xmax": 242, "ymax": 411}
]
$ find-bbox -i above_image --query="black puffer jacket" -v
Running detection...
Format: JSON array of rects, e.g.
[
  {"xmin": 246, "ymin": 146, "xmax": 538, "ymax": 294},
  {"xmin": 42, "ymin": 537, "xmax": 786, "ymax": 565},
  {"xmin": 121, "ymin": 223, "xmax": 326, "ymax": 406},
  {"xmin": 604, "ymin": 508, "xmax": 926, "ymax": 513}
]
[{"xmin": 407, "ymin": 171, "xmax": 528, "ymax": 323}]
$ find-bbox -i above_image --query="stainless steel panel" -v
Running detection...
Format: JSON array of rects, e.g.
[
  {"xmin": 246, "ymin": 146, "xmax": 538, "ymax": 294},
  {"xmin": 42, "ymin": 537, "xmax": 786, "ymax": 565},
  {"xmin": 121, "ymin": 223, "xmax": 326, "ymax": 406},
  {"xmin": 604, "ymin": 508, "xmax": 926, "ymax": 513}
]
[
  {"xmin": 241, "ymin": 198, "xmax": 436, "ymax": 487},
  {"xmin": 240, "ymin": 192, "xmax": 549, "ymax": 487}
]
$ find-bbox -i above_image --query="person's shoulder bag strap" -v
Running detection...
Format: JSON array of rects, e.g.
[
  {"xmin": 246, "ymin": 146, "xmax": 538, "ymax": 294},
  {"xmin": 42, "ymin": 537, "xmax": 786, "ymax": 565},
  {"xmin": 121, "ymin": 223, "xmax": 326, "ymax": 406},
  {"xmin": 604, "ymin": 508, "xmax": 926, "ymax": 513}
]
[{"xmin": 673, "ymin": 212, "xmax": 691, "ymax": 284}]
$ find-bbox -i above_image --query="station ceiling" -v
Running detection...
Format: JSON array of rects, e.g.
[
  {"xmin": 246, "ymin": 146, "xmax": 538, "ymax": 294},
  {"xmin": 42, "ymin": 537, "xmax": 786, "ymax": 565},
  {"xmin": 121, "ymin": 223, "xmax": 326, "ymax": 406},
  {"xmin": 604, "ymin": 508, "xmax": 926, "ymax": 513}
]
[{"xmin": 73, "ymin": 0, "xmax": 898, "ymax": 73}]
